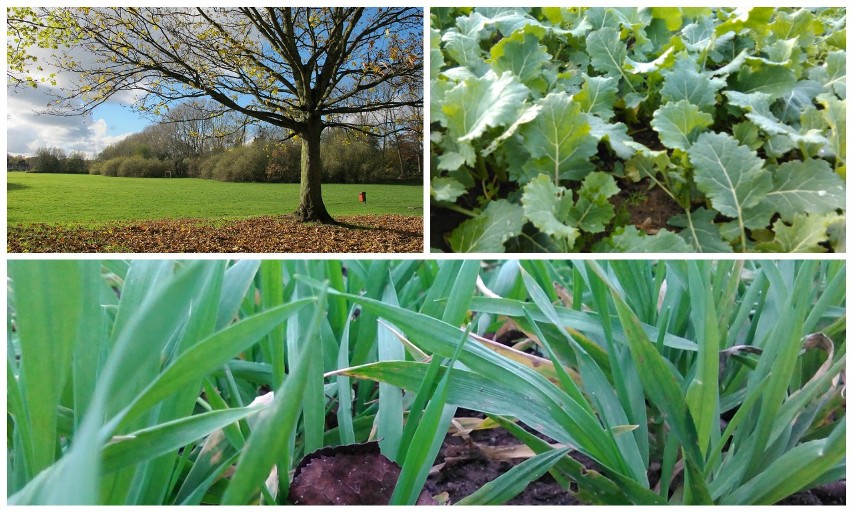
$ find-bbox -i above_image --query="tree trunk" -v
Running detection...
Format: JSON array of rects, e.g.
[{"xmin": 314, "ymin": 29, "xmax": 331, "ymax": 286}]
[{"xmin": 295, "ymin": 117, "xmax": 335, "ymax": 223}]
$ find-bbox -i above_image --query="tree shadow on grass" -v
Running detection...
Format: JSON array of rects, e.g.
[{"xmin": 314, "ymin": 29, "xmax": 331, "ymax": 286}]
[
  {"xmin": 7, "ymin": 182, "xmax": 30, "ymax": 191},
  {"xmin": 328, "ymin": 218, "xmax": 422, "ymax": 239}
]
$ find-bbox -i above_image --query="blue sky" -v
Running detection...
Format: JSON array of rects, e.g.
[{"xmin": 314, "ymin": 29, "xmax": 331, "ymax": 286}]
[
  {"xmin": 92, "ymin": 104, "xmax": 151, "ymax": 137},
  {"xmin": 6, "ymin": 7, "xmax": 422, "ymax": 158}
]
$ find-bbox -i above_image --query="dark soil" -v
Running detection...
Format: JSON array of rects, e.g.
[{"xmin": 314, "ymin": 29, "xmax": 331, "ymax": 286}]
[
  {"xmin": 425, "ymin": 419, "xmax": 586, "ymax": 505},
  {"xmin": 425, "ymin": 416, "xmax": 846, "ymax": 506},
  {"xmin": 430, "ymin": 205, "xmax": 467, "ymax": 252},
  {"xmin": 612, "ymin": 178, "xmax": 684, "ymax": 234}
]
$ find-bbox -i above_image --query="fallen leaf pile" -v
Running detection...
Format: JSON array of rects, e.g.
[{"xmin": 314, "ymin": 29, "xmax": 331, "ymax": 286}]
[
  {"xmin": 290, "ymin": 442, "xmax": 437, "ymax": 505},
  {"xmin": 7, "ymin": 215, "xmax": 423, "ymax": 253}
]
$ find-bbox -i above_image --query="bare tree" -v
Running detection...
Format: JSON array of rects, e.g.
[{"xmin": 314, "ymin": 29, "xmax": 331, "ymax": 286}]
[{"xmin": 13, "ymin": 7, "xmax": 423, "ymax": 222}]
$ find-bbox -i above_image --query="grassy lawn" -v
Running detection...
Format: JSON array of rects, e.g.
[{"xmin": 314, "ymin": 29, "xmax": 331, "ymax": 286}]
[{"xmin": 7, "ymin": 173, "xmax": 423, "ymax": 225}]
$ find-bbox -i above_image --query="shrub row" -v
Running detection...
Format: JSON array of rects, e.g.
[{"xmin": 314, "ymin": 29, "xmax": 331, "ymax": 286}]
[
  {"xmin": 89, "ymin": 139, "xmax": 408, "ymax": 183},
  {"xmin": 89, "ymin": 155, "xmax": 172, "ymax": 178}
]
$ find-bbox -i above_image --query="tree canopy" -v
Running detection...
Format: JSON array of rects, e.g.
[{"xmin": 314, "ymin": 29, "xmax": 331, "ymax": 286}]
[{"xmin": 8, "ymin": 7, "xmax": 423, "ymax": 222}]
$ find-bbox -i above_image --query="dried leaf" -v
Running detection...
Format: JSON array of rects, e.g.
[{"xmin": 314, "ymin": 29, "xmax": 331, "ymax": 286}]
[{"xmin": 8, "ymin": 215, "xmax": 423, "ymax": 253}]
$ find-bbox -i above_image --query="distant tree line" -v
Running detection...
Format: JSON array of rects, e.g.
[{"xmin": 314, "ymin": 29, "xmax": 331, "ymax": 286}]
[
  {"xmin": 7, "ymin": 148, "xmax": 89, "ymax": 174},
  {"xmin": 15, "ymin": 99, "xmax": 421, "ymax": 183},
  {"xmin": 9, "ymin": 109, "xmax": 421, "ymax": 183},
  {"xmin": 88, "ymin": 111, "xmax": 421, "ymax": 183}
]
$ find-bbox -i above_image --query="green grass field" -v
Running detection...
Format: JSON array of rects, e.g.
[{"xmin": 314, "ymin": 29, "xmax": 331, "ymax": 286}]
[{"xmin": 7, "ymin": 173, "xmax": 423, "ymax": 225}]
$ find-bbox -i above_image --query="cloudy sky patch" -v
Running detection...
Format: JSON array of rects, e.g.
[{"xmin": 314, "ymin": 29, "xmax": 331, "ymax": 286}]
[
  {"xmin": 7, "ymin": 84, "xmax": 143, "ymax": 157},
  {"xmin": 6, "ymin": 34, "xmax": 150, "ymax": 157}
]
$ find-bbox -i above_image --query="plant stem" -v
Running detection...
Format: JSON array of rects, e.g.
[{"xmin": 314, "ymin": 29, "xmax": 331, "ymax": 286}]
[{"xmin": 442, "ymin": 203, "xmax": 478, "ymax": 218}]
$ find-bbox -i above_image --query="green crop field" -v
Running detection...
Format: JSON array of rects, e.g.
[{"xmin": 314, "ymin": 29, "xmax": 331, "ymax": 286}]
[
  {"xmin": 6, "ymin": 260, "xmax": 845, "ymax": 505},
  {"xmin": 7, "ymin": 173, "xmax": 423, "ymax": 225}
]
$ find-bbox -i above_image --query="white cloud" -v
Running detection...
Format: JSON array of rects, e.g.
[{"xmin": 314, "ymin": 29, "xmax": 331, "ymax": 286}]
[
  {"xmin": 6, "ymin": 31, "xmax": 142, "ymax": 158},
  {"xmin": 6, "ymin": 87, "xmax": 135, "ymax": 158}
]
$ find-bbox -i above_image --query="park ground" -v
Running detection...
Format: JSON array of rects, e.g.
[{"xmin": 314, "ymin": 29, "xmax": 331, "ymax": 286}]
[{"xmin": 7, "ymin": 173, "xmax": 424, "ymax": 252}]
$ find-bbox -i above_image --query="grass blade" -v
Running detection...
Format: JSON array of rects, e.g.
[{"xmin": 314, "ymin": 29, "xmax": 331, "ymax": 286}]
[
  {"xmin": 390, "ymin": 326, "xmax": 469, "ymax": 505},
  {"xmin": 103, "ymin": 407, "xmax": 266, "ymax": 474},
  {"xmin": 377, "ymin": 279, "xmax": 405, "ymax": 461},
  {"xmin": 216, "ymin": 260, "xmax": 261, "ymax": 330},
  {"xmin": 585, "ymin": 262, "xmax": 710, "ymax": 503},
  {"xmin": 456, "ymin": 447, "xmax": 571, "ymax": 505},
  {"xmin": 221, "ymin": 286, "xmax": 327, "ymax": 505},
  {"xmin": 721, "ymin": 418, "xmax": 845, "ymax": 504},
  {"xmin": 111, "ymin": 300, "xmax": 314, "ymax": 432},
  {"xmin": 8, "ymin": 261, "xmax": 94, "ymax": 477}
]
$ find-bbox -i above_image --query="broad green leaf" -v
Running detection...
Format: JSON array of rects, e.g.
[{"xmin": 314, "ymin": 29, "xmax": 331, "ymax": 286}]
[
  {"xmin": 808, "ymin": 51, "xmax": 846, "ymax": 100},
  {"xmin": 649, "ymin": 7, "xmax": 683, "ymax": 31},
  {"xmin": 714, "ymin": 7, "xmax": 775, "ymax": 37},
  {"xmin": 521, "ymin": 175, "xmax": 578, "ymax": 245},
  {"xmin": 688, "ymin": 132, "xmax": 772, "ymax": 234},
  {"xmin": 745, "ymin": 113, "xmax": 828, "ymax": 145},
  {"xmin": 606, "ymin": 226, "xmax": 693, "ymax": 252},
  {"xmin": 442, "ymin": 71, "xmax": 529, "ymax": 144},
  {"xmin": 729, "ymin": 62, "xmax": 797, "ymax": 98},
  {"xmin": 660, "ymin": 56, "xmax": 725, "ymax": 110},
  {"xmin": 755, "ymin": 213, "xmax": 841, "ymax": 253},
  {"xmin": 586, "ymin": 27, "xmax": 628, "ymax": 81},
  {"xmin": 447, "ymin": 199, "xmax": 525, "ymax": 252},
  {"xmin": 725, "ymin": 90, "xmax": 828, "ymax": 145},
  {"xmin": 776, "ymin": 80, "xmax": 824, "ymax": 124},
  {"xmin": 586, "ymin": 8, "xmax": 623, "ymax": 31},
  {"xmin": 430, "ymin": 26, "xmax": 445, "ymax": 77},
  {"xmin": 575, "ymin": 75, "xmax": 619, "ymax": 120},
  {"xmin": 765, "ymin": 160, "xmax": 846, "ymax": 221},
  {"xmin": 587, "ymin": 116, "xmax": 641, "ymax": 159},
  {"xmin": 481, "ymin": 103, "xmax": 542, "ymax": 156},
  {"xmin": 625, "ymin": 47, "xmax": 674, "ymax": 74},
  {"xmin": 651, "ymin": 99, "xmax": 713, "ymax": 150},
  {"xmin": 491, "ymin": 30, "xmax": 551, "ymax": 85},
  {"xmin": 567, "ymin": 172, "xmax": 619, "ymax": 233},
  {"xmin": 769, "ymin": 8, "xmax": 820, "ymax": 48},
  {"xmin": 519, "ymin": 92, "xmax": 597, "ymax": 182},
  {"xmin": 624, "ymin": 150, "xmax": 670, "ymax": 182},
  {"xmin": 430, "ymin": 78, "xmax": 452, "ymax": 128},
  {"xmin": 668, "ymin": 208, "xmax": 733, "ymax": 253},
  {"xmin": 681, "ymin": 17, "xmax": 715, "ymax": 52},
  {"xmin": 818, "ymin": 94, "xmax": 846, "ymax": 166},
  {"xmin": 724, "ymin": 90, "xmax": 774, "ymax": 116},
  {"xmin": 431, "ymin": 176, "xmax": 467, "ymax": 202},
  {"xmin": 476, "ymin": 7, "xmax": 547, "ymax": 36},
  {"xmin": 441, "ymin": 12, "xmax": 489, "ymax": 69}
]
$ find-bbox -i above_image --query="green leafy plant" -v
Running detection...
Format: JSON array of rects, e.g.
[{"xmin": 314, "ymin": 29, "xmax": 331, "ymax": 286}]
[
  {"xmin": 430, "ymin": 7, "xmax": 846, "ymax": 252},
  {"xmin": 7, "ymin": 260, "xmax": 846, "ymax": 504},
  {"xmin": 335, "ymin": 259, "xmax": 846, "ymax": 504}
]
